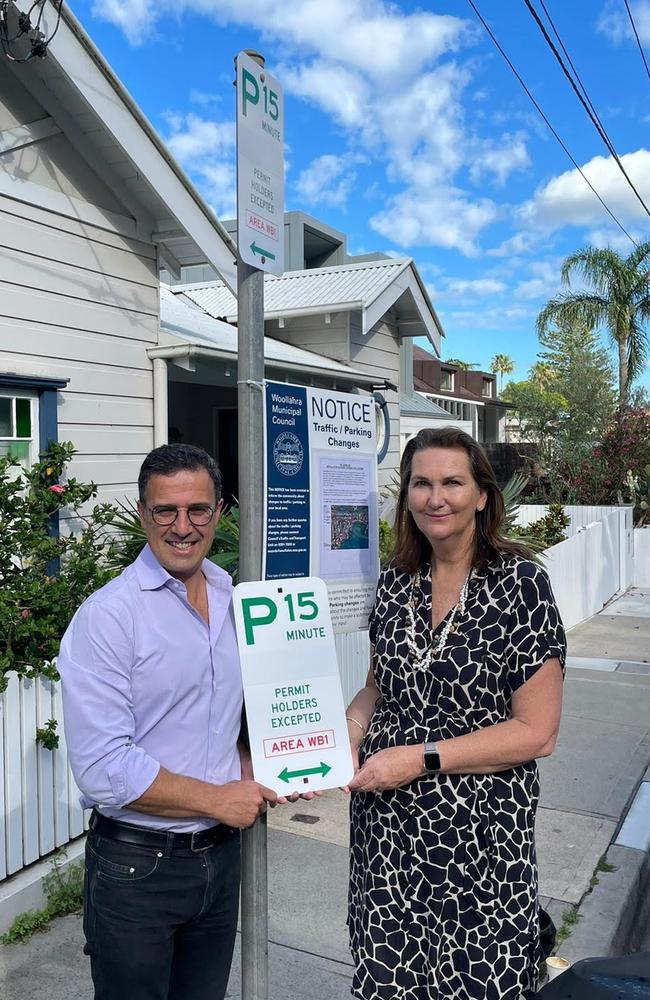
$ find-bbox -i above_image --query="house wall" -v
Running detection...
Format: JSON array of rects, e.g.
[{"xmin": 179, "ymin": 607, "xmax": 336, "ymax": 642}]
[
  {"xmin": 0, "ymin": 60, "xmax": 158, "ymax": 510},
  {"xmin": 265, "ymin": 313, "xmax": 349, "ymax": 364},
  {"xmin": 349, "ymin": 312, "xmax": 400, "ymax": 491}
]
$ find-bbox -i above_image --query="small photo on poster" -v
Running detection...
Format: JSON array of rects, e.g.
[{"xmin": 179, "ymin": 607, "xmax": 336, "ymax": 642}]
[{"xmin": 330, "ymin": 505, "xmax": 369, "ymax": 551}]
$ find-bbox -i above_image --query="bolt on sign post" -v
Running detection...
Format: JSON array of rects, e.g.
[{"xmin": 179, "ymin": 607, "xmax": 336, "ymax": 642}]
[
  {"xmin": 233, "ymin": 578, "xmax": 354, "ymax": 795},
  {"xmin": 235, "ymin": 47, "xmax": 284, "ymax": 1000},
  {"xmin": 236, "ymin": 50, "xmax": 284, "ymax": 275}
]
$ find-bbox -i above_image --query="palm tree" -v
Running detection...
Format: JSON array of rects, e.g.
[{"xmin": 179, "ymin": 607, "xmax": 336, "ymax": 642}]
[
  {"xmin": 536, "ymin": 243, "xmax": 650, "ymax": 406},
  {"xmin": 490, "ymin": 353, "xmax": 514, "ymax": 393}
]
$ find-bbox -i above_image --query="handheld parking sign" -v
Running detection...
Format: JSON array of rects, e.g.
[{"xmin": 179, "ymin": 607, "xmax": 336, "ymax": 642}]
[{"xmin": 233, "ymin": 577, "xmax": 354, "ymax": 794}]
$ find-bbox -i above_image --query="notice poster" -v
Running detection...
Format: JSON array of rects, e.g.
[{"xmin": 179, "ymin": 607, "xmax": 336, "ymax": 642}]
[{"xmin": 263, "ymin": 382, "xmax": 380, "ymax": 632}]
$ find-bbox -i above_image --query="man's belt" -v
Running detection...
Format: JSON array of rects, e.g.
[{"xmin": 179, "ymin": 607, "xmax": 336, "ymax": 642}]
[{"xmin": 88, "ymin": 809, "xmax": 238, "ymax": 852}]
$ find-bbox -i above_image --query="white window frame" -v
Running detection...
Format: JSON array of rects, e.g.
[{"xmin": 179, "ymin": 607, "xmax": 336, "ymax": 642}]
[
  {"xmin": 0, "ymin": 389, "xmax": 39, "ymax": 469},
  {"xmin": 440, "ymin": 369, "xmax": 455, "ymax": 392},
  {"xmin": 481, "ymin": 378, "xmax": 494, "ymax": 398}
]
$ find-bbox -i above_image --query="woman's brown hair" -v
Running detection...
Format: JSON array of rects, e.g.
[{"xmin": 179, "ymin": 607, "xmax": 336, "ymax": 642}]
[{"xmin": 391, "ymin": 427, "xmax": 532, "ymax": 574}]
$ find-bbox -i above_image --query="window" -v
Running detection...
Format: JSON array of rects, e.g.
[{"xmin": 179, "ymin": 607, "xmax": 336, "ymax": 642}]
[
  {"xmin": 440, "ymin": 369, "xmax": 454, "ymax": 391},
  {"xmin": 481, "ymin": 378, "xmax": 494, "ymax": 398},
  {"xmin": 0, "ymin": 392, "xmax": 38, "ymax": 469}
]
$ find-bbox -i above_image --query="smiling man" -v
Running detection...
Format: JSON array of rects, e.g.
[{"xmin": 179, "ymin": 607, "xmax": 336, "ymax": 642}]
[{"xmin": 58, "ymin": 443, "xmax": 278, "ymax": 1000}]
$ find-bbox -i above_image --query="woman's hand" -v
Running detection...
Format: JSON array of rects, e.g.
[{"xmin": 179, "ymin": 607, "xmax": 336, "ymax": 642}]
[
  {"xmin": 341, "ymin": 739, "xmax": 361, "ymax": 794},
  {"xmin": 347, "ymin": 745, "xmax": 423, "ymax": 793}
]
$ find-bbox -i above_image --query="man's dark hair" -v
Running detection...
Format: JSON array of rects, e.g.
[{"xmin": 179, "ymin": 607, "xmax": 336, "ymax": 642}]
[{"xmin": 138, "ymin": 444, "xmax": 222, "ymax": 503}]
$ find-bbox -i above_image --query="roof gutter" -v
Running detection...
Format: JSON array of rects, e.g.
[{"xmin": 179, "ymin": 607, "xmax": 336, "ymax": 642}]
[
  {"xmin": 147, "ymin": 343, "xmax": 377, "ymax": 386},
  {"xmin": 202, "ymin": 301, "xmax": 365, "ymax": 325}
]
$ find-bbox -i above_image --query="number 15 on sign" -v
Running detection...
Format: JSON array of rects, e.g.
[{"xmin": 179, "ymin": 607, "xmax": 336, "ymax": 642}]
[{"xmin": 233, "ymin": 577, "xmax": 354, "ymax": 794}]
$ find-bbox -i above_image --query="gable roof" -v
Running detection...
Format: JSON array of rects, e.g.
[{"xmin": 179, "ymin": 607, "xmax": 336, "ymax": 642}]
[
  {"xmin": 154, "ymin": 287, "xmax": 377, "ymax": 386},
  {"xmin": 4, "ymin": 1, "xmax": 237, "ymax": 290},
  {"xmin": 173, "ymin": 258, "xmax": 444, "ymax": 347}
]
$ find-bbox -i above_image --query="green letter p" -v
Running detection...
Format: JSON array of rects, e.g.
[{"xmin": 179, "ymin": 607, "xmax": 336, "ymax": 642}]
[
  {"xmin": 241, "ymin": 597, "xmax": 277, "ymax": 645},
  {"xmin": 242, "ymin": 68, "xmax": 259, "ymax": 117}
]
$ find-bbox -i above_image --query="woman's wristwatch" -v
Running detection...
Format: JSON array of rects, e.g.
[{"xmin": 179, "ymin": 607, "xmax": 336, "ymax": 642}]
[{"xmin": 422, "ymin": 741, "xmax": 441, "ymax": 773}]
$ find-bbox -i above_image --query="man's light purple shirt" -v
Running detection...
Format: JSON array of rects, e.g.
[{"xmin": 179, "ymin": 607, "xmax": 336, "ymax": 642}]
[{"xmin": 58, "ymin": 544, "xmax": 243, "ymax": 832}]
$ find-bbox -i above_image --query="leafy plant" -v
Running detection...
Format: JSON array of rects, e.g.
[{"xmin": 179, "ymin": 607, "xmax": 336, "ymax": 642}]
[
  {"xmin": 0, "ymin": 442, "xmax": 117, "ymax": 691},
  {"xmin": 35, "ymin": 718, "xmax": 59, "ymax": 751},
  {"xmin": 378, "ymin": 518, "xmax": 394, "ymax": 567},
  {"xmin": 108, "ymin": 499, "xmax": 240, "ymax": 581},
  {"xmin": 621, "ymin": 463, "xmax": 650, "ymax": 526},
  {"xmin": 1, "ymin": 850, "xmax": 84, "ymax": 945},
  {"xmin": 523, "ymin": 504, "xmax": 570, "ymax": 550}
]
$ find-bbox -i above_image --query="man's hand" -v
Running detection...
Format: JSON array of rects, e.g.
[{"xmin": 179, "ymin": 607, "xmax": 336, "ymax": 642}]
[
  {"xmin": 347, "ymin": 746, "xmax": 422, "ymax": 793},
  {"xmin": 211, "ymin": 780, "xmax": 278, "ymax": 828}
]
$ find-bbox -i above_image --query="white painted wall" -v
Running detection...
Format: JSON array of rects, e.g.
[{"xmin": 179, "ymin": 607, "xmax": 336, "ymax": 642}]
[{"xmin": 0, "ymin": 66, "xmax": 158, "ymax": 509}]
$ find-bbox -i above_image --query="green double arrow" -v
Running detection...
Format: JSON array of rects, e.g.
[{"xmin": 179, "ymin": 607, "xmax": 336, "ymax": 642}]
[
  {"xmin": 278, "ymin": 762, "xmax": 331, "ymax": 784},
  {"xmin": 250, "ymin": 241, "xmax": 276, "ymax": 261}
]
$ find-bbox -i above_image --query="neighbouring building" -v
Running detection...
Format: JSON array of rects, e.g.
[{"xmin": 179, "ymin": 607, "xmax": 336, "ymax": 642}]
[{"xmin": 413, "ymin": 346, "xmax": 510, "ymax": 443}]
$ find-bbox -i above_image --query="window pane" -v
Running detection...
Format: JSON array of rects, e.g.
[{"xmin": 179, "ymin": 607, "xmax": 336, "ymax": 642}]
[
  {"xmin": 15, "ymin": 398, "xmax": 31, "ymax": 438},
  {"xmin": 0, "ymin": 398, "xmax": 12, "ymax": 436}
]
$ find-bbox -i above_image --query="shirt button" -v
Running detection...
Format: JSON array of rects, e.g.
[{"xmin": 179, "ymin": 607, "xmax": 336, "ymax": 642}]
[{"xmin": 214, "ymin": 729, "xmax": 219, "ymax": 735}]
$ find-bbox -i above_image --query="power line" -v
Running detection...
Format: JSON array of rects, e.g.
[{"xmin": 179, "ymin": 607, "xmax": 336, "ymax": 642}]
[
  {"xmin": 624, "ymin": 0, "xmax": 650, "ymax": 83},
  {"xmin": 524, "ymin": 0, "xmax": 650, "ymax": 221},
  {"xmin": 465, "ymin": 0, "xmax": 637, "ymax": 246}
]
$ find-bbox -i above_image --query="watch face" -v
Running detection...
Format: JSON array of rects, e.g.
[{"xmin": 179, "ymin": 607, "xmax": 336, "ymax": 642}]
[{"xmin": 424, "ymin": 745, "xmax": 441, "ymax": 773}]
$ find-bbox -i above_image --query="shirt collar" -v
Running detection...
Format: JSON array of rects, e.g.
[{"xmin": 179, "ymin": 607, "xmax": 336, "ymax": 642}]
[{"xmin": 133, "ymin": 543, "xmax": 233, "ymax": 595}]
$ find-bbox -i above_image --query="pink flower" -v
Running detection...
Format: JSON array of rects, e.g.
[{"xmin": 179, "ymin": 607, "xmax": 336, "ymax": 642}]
[
  {"xmin": 20, "ymin": 609, "xmax": 29, "ymax": 619},
  {"xmin": 48, "ymin": 484, "xmax": 64, "ymax": 494}
]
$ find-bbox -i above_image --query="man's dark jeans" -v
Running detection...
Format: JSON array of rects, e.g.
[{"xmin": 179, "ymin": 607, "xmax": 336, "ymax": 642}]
[{"xmin": 83, "ymin": 827, "xmax": 241, "ymax": 1000}]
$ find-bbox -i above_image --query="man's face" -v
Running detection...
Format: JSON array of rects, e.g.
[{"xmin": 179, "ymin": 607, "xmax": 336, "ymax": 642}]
[{"xmin": 137, "ymin": 468, "xmax": 223, "ymax": 583}]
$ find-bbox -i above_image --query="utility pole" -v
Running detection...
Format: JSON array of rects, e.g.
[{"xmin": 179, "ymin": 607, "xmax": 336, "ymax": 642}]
[{"xmin": 236, "ymin": 49, "xmax": 269, "ymax": 1000}]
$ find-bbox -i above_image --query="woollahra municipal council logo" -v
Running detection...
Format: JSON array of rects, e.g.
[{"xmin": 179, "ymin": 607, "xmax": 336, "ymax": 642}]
[{"xmin": 272, "ymin": 431, "xmax": 304, "ymax": 476}]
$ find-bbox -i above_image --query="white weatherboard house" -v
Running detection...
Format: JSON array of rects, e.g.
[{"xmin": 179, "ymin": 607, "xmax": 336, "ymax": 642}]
[{"xmin": 0, "ymin": 1, "xmax": 444, "ymax": 903}]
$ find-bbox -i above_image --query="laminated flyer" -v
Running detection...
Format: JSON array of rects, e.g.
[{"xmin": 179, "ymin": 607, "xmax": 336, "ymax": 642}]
[{"xmin": 263, "ymin": 381, "xmax": 380, "ymax": 632}]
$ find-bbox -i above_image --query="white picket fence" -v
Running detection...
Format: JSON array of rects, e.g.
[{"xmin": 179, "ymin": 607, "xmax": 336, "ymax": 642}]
[
  {"xmin": 0, "ymin": 504, "xmax": 635, "ymax": 883},
  {"xmin": 0, "ymin": 674, "xmax": 87, "ymax": 882}
]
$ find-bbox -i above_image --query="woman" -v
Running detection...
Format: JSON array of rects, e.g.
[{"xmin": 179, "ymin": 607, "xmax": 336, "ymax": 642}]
[{"xmin": 345, "ymin": 427, "xmax": 565, "ymax": 1000}]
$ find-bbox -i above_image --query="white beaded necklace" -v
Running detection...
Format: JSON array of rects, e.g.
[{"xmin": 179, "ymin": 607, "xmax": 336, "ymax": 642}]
[{"xmin": 405, "ymin": 570, "xmax": 471, "ymax": 672}]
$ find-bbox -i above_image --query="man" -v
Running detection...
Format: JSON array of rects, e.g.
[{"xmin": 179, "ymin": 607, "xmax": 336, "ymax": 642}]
[{"xmin": 58, "ymin": 443, "xmax": 278, "ymax": 1000}]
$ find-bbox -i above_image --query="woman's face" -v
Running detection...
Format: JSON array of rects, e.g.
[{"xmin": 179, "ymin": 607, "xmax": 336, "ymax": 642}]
[{"xmin": 406, "ymin": 446, "xmax": 487, "ymax": 552}]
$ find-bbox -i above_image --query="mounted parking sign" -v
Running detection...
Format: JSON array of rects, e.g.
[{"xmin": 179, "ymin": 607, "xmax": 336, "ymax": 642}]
[
  {"xmin": 233, "ymin": 577, "xmax": 354, "ymax": 794},
  {"xmin": 236, "ymin": 50, "xmax": 284, "ymax": 275}
]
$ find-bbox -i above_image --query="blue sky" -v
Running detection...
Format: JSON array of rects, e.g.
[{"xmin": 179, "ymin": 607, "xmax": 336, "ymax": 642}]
[{"xmin": 72, "ymin": 0, "xmax": 650, "ymax": 388}]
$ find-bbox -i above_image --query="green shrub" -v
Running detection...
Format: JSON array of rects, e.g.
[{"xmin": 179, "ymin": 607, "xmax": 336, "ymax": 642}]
[
  {"xmin": 0, "ymin": 442, "xmax": 116, "ymax": 691},
  {"xmin": 1, "ymin": 850, "xmax": 84, "ymax": 945}
]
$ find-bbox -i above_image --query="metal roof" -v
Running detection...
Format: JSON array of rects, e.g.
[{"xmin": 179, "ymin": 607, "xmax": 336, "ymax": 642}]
[
  {"xmin": 173, "ymin": 258, "xmax": 444, "ymax": 346},
  {"xmin": 155, "ymin": 288, "xmax": 377, "ymax": 385},
  {"xmin": 400, "ymin": 389, "xmax": 453, "ymax": 419}
]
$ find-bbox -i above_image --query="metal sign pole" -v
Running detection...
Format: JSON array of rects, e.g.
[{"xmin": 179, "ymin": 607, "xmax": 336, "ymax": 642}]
[
  {"xmin": 236, "ymin": 50, "xmax": 269, "ymax": 1000},
  {"xmin": 238, "ymin": 253, "xmax": 268, "ymax": 1000}
]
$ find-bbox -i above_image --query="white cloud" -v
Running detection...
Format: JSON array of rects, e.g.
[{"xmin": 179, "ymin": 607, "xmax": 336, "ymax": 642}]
[
  {"xmin": 433, "ymin": 278, "xmax": 507, "ymax": 300},
  {"xmin": 278, "ymin": 61, "xmax": 370, "ymax": 131},
  {"xmin": 518, "ymin": 149, "xmax": 650, "ymax": 231},
  {"xmin": 469, "ymin": 133, "xmax": 530, "ymax": 187},
  {"xmin": 294, "ymin": 153, "xmax": 364, "ymax": 208},
  {"xmin": 597, "ymin": 0, "xmax": 650, "ymax": 45},
  {"xmin": 586, "ymin": 227, "xmax": 645, "ymax": 251},
  {"xmin": 370, "ymin": 187, "xmax": 497, "ymax": 256},
  {"xmin": 512, "ymin": 258, "xmax": 563, "ymax": 301},
  {"xmin": 486, "ymin": 233, "xmax": 531, "ymax": 257},
  {"xmin": 160, "ymin": 112, "xmax": 236, "ymax": 217}
]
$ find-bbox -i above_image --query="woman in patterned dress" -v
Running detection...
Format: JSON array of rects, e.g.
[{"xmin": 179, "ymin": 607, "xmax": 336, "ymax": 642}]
[{"xmin": 345, "ymin": 427, "xmax": 565, "ymax": 1000}]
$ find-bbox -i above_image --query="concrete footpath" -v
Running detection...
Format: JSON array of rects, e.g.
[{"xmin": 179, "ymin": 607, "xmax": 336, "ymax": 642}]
[{"xmin": 1, "ymin": 587, "xmax": 650, "ymax": 998}]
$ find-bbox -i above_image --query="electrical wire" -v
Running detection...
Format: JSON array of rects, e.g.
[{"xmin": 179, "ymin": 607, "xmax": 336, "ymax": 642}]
[
  {"xmin": 524, "ymin": 0, "xmax": 650, "ymax": 220},
  {"xmin": 0, "ymin": 0, "xmax": 63, "ymax": 61},
  {"xmin": 465, "ymin": 0, "xmax": 637, "ymax": 246},
  {"xmin": 624, "ymin": 0, "xmax": 650, "ymax": 83}
]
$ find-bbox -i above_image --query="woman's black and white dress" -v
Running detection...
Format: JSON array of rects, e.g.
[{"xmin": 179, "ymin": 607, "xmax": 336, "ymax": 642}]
[{"xmin": 349, "ymin": 557, "xmax": 566, "ymax": 1000}]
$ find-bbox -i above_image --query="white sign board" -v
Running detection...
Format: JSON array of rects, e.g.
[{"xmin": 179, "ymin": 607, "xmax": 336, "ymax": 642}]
[
  {"xmin": 233, "ymin": 577, "xmax": 353, "ymax": 794},
  {"xmin": 263, "ymin": 382, "xmax": 380, "ymax": 632},
  {"xmin": 236, "ymin": 51, "xmax": 284, "ymax": 275}
]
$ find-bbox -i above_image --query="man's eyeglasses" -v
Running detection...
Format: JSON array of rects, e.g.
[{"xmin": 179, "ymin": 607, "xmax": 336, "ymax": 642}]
[{"xmin": 148, "ymin": 504, "xmax": 216, "ymax": 527}]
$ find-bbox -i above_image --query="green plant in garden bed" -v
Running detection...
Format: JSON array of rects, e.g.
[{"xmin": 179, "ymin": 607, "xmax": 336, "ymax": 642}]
[
  {"xmin": 0, "ymin": 442, "xmax": 116, "ymax": 693},
  {"xmin": 1, "ymin": 850, "xmax": 84, "ymax": 945}
]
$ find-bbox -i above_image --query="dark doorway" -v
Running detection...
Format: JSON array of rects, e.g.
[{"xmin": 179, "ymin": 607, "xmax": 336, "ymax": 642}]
[{"xmin": 213, "ymin": 406, "xmax": 238, "ymax": 504}]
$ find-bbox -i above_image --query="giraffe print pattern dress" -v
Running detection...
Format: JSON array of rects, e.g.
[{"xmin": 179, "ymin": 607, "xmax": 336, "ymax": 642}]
[{"xmin": 349, "ymin": 557, "xmax": 566, "ymax": 1000}]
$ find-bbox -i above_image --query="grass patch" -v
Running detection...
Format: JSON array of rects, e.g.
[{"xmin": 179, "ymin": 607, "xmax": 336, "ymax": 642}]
[
  {"xmin": 555, "ymin": 906, "xmax": 580, "ymax": 946},
  {"xmin": 1, "ymin": 850, "xmax": 84, "ymax": 945}
]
